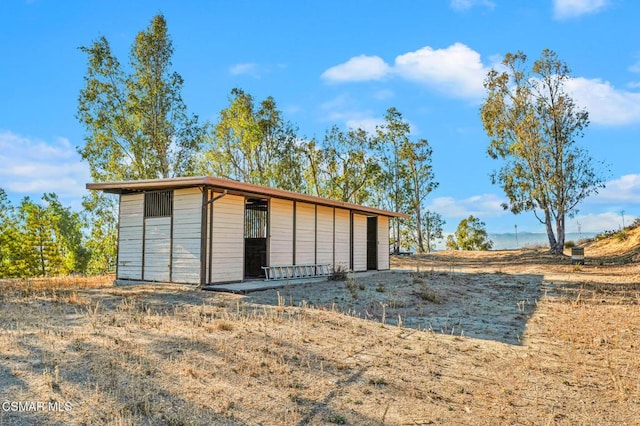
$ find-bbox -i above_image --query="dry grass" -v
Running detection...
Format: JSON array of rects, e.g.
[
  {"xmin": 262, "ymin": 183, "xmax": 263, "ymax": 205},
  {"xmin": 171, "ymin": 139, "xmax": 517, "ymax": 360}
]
[{"xmin": 1, "ymin": 250, "xmax": 639, "ymax": 424}]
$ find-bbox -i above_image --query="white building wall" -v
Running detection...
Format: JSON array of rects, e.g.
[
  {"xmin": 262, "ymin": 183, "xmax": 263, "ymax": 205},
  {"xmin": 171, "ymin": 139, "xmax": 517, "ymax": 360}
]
[
  {"xmin": 210, "ymin": 193, "xmax": 244, "ymax": 283},
  {"xmin": 143, "ymin": 217, "xmax": 171, "ymax": 282},
  {"xmin": 352, "ymin": 213, "xmax": 367, "ymax": 272},
  {"xmin": 295, "ymin": 202, "xmax": 316, "ymax": 264},
  {"xmin": 269, "ymin": 198, "xmax": 293, "ymax": 265},
  {"xmin": 377, "ymin": 216, "xmax": 390, "ymax": 270},
  {"xmin": 117, "ymin": 193, "xmax": 144, "ymax": 280},
  {"xmin": 171, "ymin": 188, "xmax": 201, "ymax": 284},
  {"xmin": 316, "ymin": 206, "xmax": 333, "ymax": 265},
  {"xmin": 334, "ymin": 208, "xmax": 350, "ymax": 271}
]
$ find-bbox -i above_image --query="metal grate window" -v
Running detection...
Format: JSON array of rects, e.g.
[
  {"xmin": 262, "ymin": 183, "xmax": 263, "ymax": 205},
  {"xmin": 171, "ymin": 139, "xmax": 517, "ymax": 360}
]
[
  {"xmin": 245, "ymin": 199, "xmax": 268, "ymax": 238},
  {"xmin": 144, "ymin": 190, "xmax": 173, "ymax": 218}
]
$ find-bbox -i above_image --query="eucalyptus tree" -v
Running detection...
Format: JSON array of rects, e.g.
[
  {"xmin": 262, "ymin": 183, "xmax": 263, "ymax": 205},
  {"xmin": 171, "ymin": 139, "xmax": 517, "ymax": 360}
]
[
  {"xmin": 375, "ymin": 108, "xmax": 412, "ymax": 254},
  {"xmin": 446, "ymin": 215, "xmax": 493, "ymax": 251},
  {"xmin": 203, "ymin": 88, "xmax": 303, "ymax": 191},
  {"xmin": 400, "ymin": 138, "xmax": 438, "ymax": 253},
  {"xmin": 77, "ymin": 14, "xmax": 206, "ymax": 272},
  {"xmin": 481, "ymin": 49, "xmax": 605, "ymax": 254}
]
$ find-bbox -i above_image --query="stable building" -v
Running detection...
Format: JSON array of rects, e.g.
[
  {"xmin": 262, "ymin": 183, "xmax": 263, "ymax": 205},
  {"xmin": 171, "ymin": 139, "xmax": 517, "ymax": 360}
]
[{"xmin": 87, "ymin": 177, "xmax": 407, "ymax": 286}]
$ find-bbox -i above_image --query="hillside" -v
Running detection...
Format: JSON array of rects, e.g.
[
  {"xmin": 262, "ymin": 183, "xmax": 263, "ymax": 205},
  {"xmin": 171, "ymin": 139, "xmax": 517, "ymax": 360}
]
[{"xmin": 581, "ymin": 223, "xmax": 640, "ymax": 262}]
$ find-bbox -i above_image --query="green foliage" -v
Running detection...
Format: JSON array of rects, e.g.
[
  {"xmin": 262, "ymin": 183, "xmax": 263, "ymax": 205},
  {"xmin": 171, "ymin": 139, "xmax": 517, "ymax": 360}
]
[
  {"xmin": 446, "ymin": 215, "xmax": 493, "ymax": 251},
  {"xmin": 77, "ymin": 14, "xmax": 206, "ymax": 181},
  {"xmin": 201, "ymin": 88, "xmax": 303, "ymax": 191},
  {"xmin": 480, "ymin": 49, "xmax": 606, "ymax": 254},
  {"xmin": 564, "ymin": 240, "xmax": 576, "ymax": 249},
  {"xmin": 0, "ymin": 190, "xmax": 88, "ymax": 278},
  {"xmin": 302, "ymin": 126, "xmax": 380, "ymax": 204}
]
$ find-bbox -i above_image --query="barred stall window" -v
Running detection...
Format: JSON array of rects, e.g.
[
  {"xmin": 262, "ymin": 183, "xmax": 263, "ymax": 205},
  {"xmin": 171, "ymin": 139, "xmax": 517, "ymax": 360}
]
[
  {"xmin": 144, "ymin": 190, "xmax": 173, "ymax": 218},
  {"xmin": 245, "ymin": 199, "xmax": 268, "ymax": 238}
]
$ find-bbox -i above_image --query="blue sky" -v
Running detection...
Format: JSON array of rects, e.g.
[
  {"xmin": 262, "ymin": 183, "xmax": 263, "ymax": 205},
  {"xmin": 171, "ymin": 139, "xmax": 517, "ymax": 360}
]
[{"xmin": 1, "ymin": 0, "xmax": 639, "ymax": 235}]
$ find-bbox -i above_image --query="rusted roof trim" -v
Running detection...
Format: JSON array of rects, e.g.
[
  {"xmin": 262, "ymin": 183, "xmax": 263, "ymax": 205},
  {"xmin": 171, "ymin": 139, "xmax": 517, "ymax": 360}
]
[{"xmin": 86, "ymin": 176, "xmax": 409, "ymax": 219}]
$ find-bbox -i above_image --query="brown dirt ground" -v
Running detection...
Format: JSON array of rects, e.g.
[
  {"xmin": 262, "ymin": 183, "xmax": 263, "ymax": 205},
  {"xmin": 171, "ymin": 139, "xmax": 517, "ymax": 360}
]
[{"xmin": 1, "ymin": 242, "xmax": 639, "ymax": 425}]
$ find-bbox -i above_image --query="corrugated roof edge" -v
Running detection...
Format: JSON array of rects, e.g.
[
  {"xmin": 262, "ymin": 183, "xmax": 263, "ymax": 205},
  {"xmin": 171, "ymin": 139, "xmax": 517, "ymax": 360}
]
[{"xmin": 86, "ymin": 176, "xmax": 409, "ymax": 219}]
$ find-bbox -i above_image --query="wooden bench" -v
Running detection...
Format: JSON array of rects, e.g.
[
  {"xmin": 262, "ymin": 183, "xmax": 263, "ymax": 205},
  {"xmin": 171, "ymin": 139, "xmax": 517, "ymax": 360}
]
[{"xmin": 261, "ymin": 264, "xmax": 332, "ymax": 281}]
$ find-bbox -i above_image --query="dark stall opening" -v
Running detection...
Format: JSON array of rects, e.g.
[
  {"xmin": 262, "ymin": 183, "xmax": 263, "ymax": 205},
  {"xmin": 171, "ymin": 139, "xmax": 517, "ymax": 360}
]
[
  {"xmin": 245, "ymin": 198, "xmax": 268, "ymax": 278},
  {"xmin": 367, "ymin": 216, "xmax": 378, "ymax": 270}
]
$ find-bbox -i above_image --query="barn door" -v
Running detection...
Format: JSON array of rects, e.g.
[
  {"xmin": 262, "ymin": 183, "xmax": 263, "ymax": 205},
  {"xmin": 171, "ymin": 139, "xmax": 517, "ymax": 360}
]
[{"xmin": 143, "ymin": 191, "xmax": 172, "ymax": 282}]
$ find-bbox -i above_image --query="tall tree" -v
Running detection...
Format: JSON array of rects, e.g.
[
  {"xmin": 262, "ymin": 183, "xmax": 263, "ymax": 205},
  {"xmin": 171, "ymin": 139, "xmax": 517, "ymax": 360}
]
[
  {"xmin": 400, "ymin": 138, "xmax": 438, "ymax": 253},
  {"xmin": 202, "ymin": 88, "xmax": 303, "ymax": 191},
  {"xmin": 77, "ymin": 14, "xmax": 206, "ymax": 180},
  {"xmin": 375, "ymin": 108, "xmax": 411, "ymax": 254},
  {"xmin": 481, "ymin": 49, "xmax": 605, "ymax": 254},
  {"xmin": 302, "ymin": 126, "xmax": 380, "ymax": 204},
  {"xmin": 77, "ymin": 14, "xmax": 206, "ymax": 272},
  {"xmin": 422, "ymin": 210, "xmax": 445, "ymax": 253}
]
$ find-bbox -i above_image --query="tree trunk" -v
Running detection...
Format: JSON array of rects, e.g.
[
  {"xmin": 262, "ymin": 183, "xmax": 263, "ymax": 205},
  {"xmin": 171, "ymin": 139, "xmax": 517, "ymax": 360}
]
[
  {"xmin": 553, "ymin": 214, "xmax": 565, "ymax": 255},
  {"xmin": 415, "ymin": 203, "xmax": 424, "ymax": 254},
  {"xmin": 543, "ymin": 210, "xmax": 560, "ymax": 255}
]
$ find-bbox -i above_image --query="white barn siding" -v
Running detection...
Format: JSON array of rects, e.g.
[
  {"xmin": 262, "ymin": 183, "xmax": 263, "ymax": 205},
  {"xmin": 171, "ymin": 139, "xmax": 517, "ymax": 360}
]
[
  {"xmin": 171, "ymin": 188, "xmax": 201, "ymax": 284},
  {"xmin": 144, "ymin": 217, "xmax": 171, "ymax": 282},
  {"xmin": 269, "ymin": 198, "xmax": 294, "ymax": 265},
  {"xmin": 117, "ymin": 193, "xmax": 144, "ymax": 280},
  {"xmin": 352, "ymin": 213, "xmax": 367, "ymax": 272},
  {"xmin": 334, "ymin": 208, "xmax": 350, "ymax": 270},
  {"xmin": 295, "ymin": 202, "xmax": 316, "ymax": 264},
  {"xmin": 316, "ymin": 206, "xmax": 333, "ymax": 265},
  {"xmin": 210, "ymin": 193, "xmax": 244, "ymax": 283},
  {"xmin": 377, "ymin": 216, "xmax": 390, "ymax": 270}
]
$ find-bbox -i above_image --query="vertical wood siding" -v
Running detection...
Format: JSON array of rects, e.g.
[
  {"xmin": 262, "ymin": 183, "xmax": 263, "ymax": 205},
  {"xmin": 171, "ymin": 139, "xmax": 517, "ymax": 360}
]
[
  {"xmin": 316, "ymin": 205, "xmax": 333, "ymax": 265},
  {"xmin": 295, "ymin": 202, "xmax": 316, "ymax": 264},
  {"xmin": 117, "ymin": 193, "xmax": 144, "ymax": 280},
  {"xmin": 269, "ymin": 198, "xmax": 294, "ymax": 265},
  {"xmin": 377, "ymin": 216, "xmax": 390, "ymax": 270},
  {"xmin": 210, "ymin": 193, "xmax": 244, "ymax": 283},
  {"xmin": 143, "ymin": 216, "xmax": 171, "ymax": 282},
  {"xmin": 334, "ymin": 208, "xmax": 350, "ymax": 270},
  {"xmin": 352, "ymin": 213, "xmax": 367, "ymax": 272},
  {"xmin": 171, "ymin": 188, "xmax": 201, "ymax": 284}
]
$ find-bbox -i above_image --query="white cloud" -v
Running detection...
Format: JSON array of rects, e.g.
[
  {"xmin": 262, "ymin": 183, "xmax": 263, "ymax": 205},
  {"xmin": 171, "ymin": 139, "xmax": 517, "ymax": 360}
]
[
  {"xmin": 229, "ymin": 63, "xmax": 260, "ymax": 78},
  {"xmin": 569, "ymin": 212, "xmax": 634, "ymax": 233},
  {"xmin": 322, "ymin": 43, "xmax": 490, "ymax": 100},
  {"xmin": 588, "ymin": 174, "xmax": 640, "ymax": 205},
  {"xmin": 0, "ymin": 130, "xmax": 91, "ymax": 199},
  {"xmin": 566, "ymin": 77, "xmax": 640, "ymax": 125},
  {"xmin": 345, "ymin": 118, "xmax": 385, "ymax": 133},
  {"xmin": 450, "ymin": 0, "xmax": 496, "ymax": 12},
  {"xmin": 394, "ymin": 43, "xmax": 489, "ymax": 99},
  {"xmin": 553, "ymin": 0, "xmax": 609, "ymax": 20},
  {"xmin": 321, "ymin": 55, "xmax": 391, "ymax": 82},
  {"xmin": 427, "ymin": 193, "xmax": 507, "ymax": 219},
  {"xmin": 628, "ymin": 59, "xmax": 640, "ymax": 74}
]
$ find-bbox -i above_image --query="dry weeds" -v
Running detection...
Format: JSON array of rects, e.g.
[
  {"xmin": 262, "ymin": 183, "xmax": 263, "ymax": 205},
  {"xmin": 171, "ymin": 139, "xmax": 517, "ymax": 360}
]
[{"xmin": 1, "ymin": 251, "xmax": 639, "ymax": 425}]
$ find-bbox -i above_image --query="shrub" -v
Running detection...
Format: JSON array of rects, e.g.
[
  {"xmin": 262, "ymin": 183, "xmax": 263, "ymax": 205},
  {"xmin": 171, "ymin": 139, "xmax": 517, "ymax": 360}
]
[
  {"xmin": 564, "ymin": 240, "xmax": 575, "ymax": 249},
  {"xmin": 329, "ymin": 264, "xmax": 348, "ymax": 281}
]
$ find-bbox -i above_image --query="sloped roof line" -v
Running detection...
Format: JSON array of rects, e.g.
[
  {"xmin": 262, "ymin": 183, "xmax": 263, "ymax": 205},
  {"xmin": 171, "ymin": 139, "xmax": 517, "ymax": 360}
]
[{"xmin": 86, "ymin": 176, "xmax": 409, "ymax": 218}]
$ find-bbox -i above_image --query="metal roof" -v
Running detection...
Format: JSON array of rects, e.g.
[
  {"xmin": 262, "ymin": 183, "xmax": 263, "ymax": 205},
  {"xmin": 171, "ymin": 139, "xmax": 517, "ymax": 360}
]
[{"xmin": 86, "ymin": 176, "xmax": 409, "ymax": 218}]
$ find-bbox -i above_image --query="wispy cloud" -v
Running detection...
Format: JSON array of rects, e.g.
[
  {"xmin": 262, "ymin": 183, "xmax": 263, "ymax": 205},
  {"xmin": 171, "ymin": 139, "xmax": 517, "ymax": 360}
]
[
  {"xmin": 229, "ymin": 63, "xmax": 261, "ymax": 78},
  {"xmin": 450, "ymin": 0, "xmax": 496, "ymax": 12},
  {"xmin": 553, "ymin": 0, "xmax": 609, "ymax": 20},
  {"xmin": 587, "ymin": 174, "xmax": 640, "ymax": 205},
  {"xmin": 321, "ymin": 55, "xmax": 391, "ymax": 83},
  {"xmin": 568, "ymin": 212, "xmax": 634, "ymax": 233},
  {"xmin": 426, "ymin": 193, "xmax": 508, "ymax": 219},
  {"xmin": 0, "ymin": 130, "xmax": 90, "ymax": 200},
  {"xmin": 566, "ymin": 77, "xmax": 640, "ymax": 126},
  {"xmin": 322, "ymin": 43, "xmax": 491, "ymax": 100}
]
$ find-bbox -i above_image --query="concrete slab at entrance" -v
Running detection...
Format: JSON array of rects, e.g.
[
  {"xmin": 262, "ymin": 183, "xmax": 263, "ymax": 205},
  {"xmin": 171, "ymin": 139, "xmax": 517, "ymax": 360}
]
[{"xmin": 201, "ymin": 270, "xmax": 387, "ymax": 294}]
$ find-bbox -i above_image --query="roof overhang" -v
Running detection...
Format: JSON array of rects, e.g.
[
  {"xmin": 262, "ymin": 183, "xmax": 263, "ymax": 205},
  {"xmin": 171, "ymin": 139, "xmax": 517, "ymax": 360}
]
[{"xmin": 86, "ymin": 176, "xmax": 409, "ymax": 219}]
